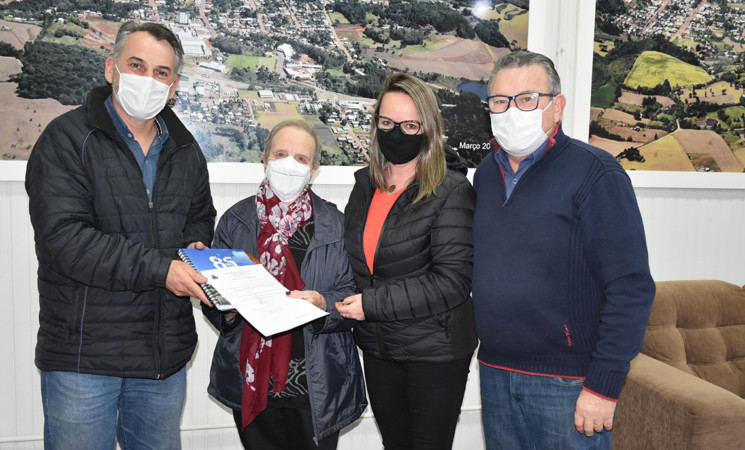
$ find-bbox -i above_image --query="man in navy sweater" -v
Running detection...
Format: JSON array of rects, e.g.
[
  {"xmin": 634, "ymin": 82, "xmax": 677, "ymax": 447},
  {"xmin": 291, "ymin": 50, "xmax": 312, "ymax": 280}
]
[{"xmin": 472, "ymin": 51, "xmax": 655, "ymax": 449}]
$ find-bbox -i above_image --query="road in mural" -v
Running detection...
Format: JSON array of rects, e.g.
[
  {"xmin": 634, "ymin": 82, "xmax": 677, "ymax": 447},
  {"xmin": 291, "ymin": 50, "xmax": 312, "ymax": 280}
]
[
  {"xmin": 592, "ymin": 0, "xmax": 745, "ymax": 172},
  {"xmin": 0, "ymin": 0, "xmax": 530, "ymax": 167}
]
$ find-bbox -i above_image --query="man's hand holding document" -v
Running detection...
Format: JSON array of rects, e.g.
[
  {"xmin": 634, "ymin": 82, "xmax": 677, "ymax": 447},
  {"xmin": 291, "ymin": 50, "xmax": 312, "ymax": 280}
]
[{"xmin": 179, "ymin": 248, "xmax": 328, "ymax": 337}]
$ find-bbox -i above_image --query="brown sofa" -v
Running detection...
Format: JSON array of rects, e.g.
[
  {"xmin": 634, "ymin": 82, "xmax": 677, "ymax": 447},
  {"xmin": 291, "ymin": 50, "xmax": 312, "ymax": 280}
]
[{"xmin": 614, "ymin": 280, "xmax": 745, "ymax": 449}]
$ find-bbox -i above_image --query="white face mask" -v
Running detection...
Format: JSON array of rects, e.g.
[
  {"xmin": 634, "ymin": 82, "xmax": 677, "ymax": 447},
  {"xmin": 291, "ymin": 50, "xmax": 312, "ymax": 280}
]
[
  {"xmin": 114, "ymin": 64, "xmax": 173, "ymax": 122},
  {"xmin": 266, "ymin": 157, "xmax": 312, "ymax": 203},
  {"xmin": 490, "ymin": 100, "xmax": 553, "ymax": 158}
]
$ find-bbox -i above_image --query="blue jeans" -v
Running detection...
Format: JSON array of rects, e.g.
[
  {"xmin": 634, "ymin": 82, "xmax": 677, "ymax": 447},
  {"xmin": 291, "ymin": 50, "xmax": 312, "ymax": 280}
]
[
  {"xmin": 41, "ymin": 368, "xmax": 186, "ymax": 450},
  {"xmin": 479, "ymin": 363, "xmax": 611, "ymax": 450}
]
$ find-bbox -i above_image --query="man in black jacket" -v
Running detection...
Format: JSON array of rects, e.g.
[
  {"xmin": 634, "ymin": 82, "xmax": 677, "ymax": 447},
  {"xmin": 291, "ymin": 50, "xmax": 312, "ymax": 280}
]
[{"xmin": 25, "ymin": 22, "xmax": 216, "ymax": 449}]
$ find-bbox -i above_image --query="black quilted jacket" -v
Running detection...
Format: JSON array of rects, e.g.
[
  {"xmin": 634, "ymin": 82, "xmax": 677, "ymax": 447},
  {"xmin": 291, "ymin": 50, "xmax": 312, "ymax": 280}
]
[
  {"xmin": 25, "ymin": 85, "xmax": 216, "ymax": 379},
  {"xmin": 344, "ymin": 167, "xmax": 478, "ymax": 362}
]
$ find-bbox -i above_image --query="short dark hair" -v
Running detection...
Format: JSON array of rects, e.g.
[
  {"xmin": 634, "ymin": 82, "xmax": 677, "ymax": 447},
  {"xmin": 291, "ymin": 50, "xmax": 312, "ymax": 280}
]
[
  {"xmin": 113, "ymin": 21, "xmax": 184, "ymax": 74},
  {"xmin": 489, "ymin": 50, "xmax": 561, "ymax": 95}
]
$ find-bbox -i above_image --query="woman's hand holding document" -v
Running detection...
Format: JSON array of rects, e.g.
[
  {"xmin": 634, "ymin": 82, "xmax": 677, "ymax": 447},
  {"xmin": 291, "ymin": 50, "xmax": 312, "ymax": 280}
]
[
  {"xmin": 179, "ymin": 248, "xmax": 328, "ymax": 336},
  {"xmin": 202, "ymin": 264, "xmax": 328, "ymax": 336}
]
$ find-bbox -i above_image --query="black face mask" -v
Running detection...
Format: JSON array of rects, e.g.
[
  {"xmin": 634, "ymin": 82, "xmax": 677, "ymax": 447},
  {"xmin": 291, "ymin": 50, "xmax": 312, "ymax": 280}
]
[{"xmin": 377, "ymin": 127, "xmax": 424, "ymax": 165}]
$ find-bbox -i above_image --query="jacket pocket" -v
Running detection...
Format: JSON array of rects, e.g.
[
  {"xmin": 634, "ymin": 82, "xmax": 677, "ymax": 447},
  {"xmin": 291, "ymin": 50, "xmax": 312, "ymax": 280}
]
[
  {"xmin": 70, "ymin": 285, "xmax": 88, "ymax": 339},
  {"xmin": 434, "ymin": 311, "xmax": 454, "ymax": 338}
]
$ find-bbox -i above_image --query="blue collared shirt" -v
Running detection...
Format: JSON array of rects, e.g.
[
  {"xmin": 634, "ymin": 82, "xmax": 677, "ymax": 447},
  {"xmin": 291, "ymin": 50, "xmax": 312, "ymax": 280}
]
[
  {"xmin": 105, "ymin": 95, "xmax": 169, "ymax": 201},
  {"xmin": 494, "ymin": 139, "xmax": 550, "ymax": 200}
]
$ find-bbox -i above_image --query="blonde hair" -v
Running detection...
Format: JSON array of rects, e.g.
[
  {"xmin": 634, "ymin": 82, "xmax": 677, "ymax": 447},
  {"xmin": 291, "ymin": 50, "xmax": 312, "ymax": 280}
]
[
  {"xmin": 370, "ymin": 73, "xmax": 446, "ymax": 203},
  {"xmin": 263, "ymin": 119, "xmax": 322, "ymax": 166}
]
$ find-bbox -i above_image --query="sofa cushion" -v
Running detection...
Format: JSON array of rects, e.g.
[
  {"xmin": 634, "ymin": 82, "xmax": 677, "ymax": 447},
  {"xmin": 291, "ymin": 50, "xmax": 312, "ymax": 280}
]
[{"xmin": 641, "ymin": 280, "xmax": 745, "ymax": 398}]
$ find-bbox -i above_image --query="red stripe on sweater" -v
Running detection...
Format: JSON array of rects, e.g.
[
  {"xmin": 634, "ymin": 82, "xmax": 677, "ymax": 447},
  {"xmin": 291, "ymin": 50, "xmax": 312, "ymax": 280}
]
[{"xmin": 478, "ymin": 359, "xmax": 586, "ymax": 380}]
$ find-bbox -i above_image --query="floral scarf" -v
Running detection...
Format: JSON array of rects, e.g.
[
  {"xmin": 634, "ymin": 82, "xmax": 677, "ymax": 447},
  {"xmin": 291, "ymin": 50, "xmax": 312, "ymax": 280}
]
[{"xmin": 240, "ymin": 179, "xmax": 313, "ymax": 429}]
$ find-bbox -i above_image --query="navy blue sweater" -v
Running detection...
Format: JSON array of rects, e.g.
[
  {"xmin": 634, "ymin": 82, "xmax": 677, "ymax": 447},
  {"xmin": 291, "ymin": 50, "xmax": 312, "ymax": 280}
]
[{"xmin": 472, "ymin": 126, "xmax": 655, "ymax": 400}]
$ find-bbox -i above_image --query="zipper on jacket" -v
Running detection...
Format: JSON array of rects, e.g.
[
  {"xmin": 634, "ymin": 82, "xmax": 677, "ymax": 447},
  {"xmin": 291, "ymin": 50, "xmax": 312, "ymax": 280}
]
[
  {"xmin": 152, "ymin": 254, "xmax": 164, "ymax": 379},
  {"xmin": 147, "ymin": 143, "xmax": 187, "ymax": 379},
  {"xmin": 149, "ymin": 140, "xmax": 203, "ymax": 379},
  {"xmin": 149, "ymin": 200, "xmax": 164, "ymax": 378},
  {"xmin": 367, "ymin": 185, "xmax": 407, "ymax": 280},
  {"xmin": 148, "ymin": 150, "xmax": 166, "ymax": 379},
  {"xmin": 148, "ymin": 199, "xmax": 157, "ymax": 245},
  {"xmin": 115, "ymin": 126, "xmax": 196, "ymax": 379},
  {"xmin": 363, "ymin": 182, "xmax": 408, "ymax": 361},
  {"xmin": 116, "ymin": 136, "xmax": 166, "ymax": 378},
  {"xmin": 303, "ymin": 329, "xmax": 321, "ymax": 444}
]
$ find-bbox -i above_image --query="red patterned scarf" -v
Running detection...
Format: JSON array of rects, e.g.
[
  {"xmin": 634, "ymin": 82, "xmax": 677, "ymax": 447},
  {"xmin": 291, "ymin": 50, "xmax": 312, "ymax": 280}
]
[{"xmin": 239, "ymin": 179, "xmax": 313, "ymax": 429}]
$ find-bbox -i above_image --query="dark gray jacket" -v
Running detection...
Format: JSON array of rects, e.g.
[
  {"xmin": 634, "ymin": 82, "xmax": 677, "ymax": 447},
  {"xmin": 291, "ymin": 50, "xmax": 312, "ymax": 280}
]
[
  {"xmin": 25, "ymin": 85, "xmax": 216, "ymax": 379},
  {"xmin": 202, "ymin": 190, "xmax": 367, "ymax": 442},
  {"xmin": 344, "ymin": 167, "xmax": 478, "ymax": 362}
]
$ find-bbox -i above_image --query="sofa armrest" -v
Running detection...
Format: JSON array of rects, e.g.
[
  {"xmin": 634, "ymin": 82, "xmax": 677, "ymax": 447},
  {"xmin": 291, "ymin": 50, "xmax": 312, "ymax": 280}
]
[{"xmin": 614, "ymin": 353, "xmax": 745, "ymax": 449}]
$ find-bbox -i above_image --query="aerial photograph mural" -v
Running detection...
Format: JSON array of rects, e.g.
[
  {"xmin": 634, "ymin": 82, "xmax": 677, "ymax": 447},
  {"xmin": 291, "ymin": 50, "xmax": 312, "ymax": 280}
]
[
  {"xmin": 0, "ymin": 0, "xmax": 530, "ymax": 167},
  {"xmin": 592, "ymin": 0, "xmax": 745, "ymax": 172}
]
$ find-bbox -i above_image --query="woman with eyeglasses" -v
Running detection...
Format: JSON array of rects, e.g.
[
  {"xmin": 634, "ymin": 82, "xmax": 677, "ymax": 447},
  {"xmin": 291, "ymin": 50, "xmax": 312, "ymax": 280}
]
[{"xmin": 336, "ymin": 72, "xmax": 477, "ymax": 450}]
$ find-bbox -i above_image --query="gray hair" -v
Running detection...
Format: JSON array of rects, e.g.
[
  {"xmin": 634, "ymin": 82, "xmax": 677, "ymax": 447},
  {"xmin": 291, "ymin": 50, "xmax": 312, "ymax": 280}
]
[
  {"xmin": 264, "ymin": 120, "xmax": 322, "ymax": 167},
  {"xmin": 489, "ymin": 50, "xmax": 561, "ymax": 95},
  {"xmin": 113, "ymin": 21, "xmax": 184, "ymax": 75}
]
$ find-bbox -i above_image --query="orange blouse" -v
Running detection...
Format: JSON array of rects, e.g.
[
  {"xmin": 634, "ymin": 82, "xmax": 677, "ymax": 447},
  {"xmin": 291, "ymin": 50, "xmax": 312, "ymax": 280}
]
[{"xmin": 363, "ymin": 188, "xmax": 405, "ymax": 274}]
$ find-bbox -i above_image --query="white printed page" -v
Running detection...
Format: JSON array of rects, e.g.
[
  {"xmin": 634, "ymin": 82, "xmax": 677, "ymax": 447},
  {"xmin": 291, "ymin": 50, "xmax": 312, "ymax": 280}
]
[{"xmin": 202, "ymin": 265, "xmax": 328, "ymax": 337}]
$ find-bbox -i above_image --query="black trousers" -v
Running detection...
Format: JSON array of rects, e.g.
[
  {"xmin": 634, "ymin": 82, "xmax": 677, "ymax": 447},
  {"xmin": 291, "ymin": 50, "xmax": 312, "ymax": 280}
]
[
  {"xmin": 233, "ymin": 403, "xmax": 339, "ymax": 450},
  {"xmin": 363, "ymin": 353, "xmax": 472, "ymax": 450}
]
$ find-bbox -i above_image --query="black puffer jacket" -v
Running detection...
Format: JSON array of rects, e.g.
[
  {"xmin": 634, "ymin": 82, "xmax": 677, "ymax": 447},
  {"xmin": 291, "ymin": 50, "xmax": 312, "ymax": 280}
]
[
  {"xmin": 25, "ymin": 85, "xmax": 216, "ymax": 379},
  {"xmin": 345, "ymin": 167, "xmax": 477, "ymax": 362}
]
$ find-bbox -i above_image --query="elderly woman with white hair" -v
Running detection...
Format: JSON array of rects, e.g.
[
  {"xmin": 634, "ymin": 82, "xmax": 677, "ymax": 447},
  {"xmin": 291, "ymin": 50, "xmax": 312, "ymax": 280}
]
[{"xmin": 202, "ymin": 120, "xmax": 367, "ymax": 450}]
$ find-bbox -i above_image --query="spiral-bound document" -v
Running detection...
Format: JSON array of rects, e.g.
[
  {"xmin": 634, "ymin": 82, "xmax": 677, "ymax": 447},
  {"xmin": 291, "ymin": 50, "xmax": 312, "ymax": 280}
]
[{"xmin": 178, "ymin": 248, "xmax": 256, "ymax": 310}]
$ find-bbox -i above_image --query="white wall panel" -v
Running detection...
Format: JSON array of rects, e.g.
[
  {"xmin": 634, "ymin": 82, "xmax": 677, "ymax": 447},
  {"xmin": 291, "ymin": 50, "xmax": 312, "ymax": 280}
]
[
  {"xmin": 0, "ymin": 177, "xmax": 43, "ymax": 450},
  {"xmin": 636, "ymin": 187, "xmax": 745, "ymax": 285},
  {"xmin": 528, "ymin": 0, "xmax": 597, "ymax": 143}
]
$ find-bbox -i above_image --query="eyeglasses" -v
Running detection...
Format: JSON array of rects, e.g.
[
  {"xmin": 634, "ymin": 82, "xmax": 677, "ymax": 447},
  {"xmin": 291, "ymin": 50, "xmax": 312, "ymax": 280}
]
[
  {"xmin": 376, "ymin": 115, "xmax": 422, "ymax": 135},
  {"xmin": 486, "ymin": 92, "xmax": 555, "ymax": 114}
]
